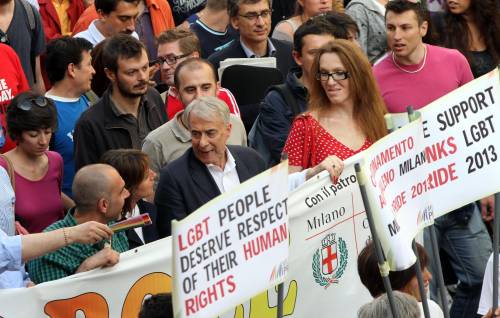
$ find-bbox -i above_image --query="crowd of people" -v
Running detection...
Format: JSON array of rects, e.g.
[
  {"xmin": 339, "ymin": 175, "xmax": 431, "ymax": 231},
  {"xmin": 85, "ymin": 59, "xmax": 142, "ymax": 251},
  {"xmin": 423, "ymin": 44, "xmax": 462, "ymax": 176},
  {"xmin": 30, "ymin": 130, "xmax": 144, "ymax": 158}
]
[{"xmin": 0, "ymin": 0, "xmax": 499, "ymax": 316}]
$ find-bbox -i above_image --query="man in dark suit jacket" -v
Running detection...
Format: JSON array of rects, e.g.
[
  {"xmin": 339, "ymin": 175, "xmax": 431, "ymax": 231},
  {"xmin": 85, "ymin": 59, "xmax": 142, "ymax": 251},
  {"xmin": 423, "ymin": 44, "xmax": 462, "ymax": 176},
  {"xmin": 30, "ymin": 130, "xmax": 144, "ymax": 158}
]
[
  {"xmin": 126, "ymin": 200, "xmax": 160, "ymax": 249},
  {"xmin": 207, "ymin": 0, "xmax": 293, "ymax": 78},
  {"xmin": 155, "ymin": 96, "xmax": 266, "ymax": 237}
]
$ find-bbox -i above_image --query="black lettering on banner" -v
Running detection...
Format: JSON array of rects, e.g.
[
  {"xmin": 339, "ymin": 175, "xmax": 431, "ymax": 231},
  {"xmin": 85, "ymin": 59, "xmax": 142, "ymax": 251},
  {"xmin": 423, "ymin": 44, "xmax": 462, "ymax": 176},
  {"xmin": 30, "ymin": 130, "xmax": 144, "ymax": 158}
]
[
  {"xmin": 422, "ymin": 120, "xmax": 430, "ymax": 138},
  {"xmin": 388, "ymin": 219, "xmax": 401, "ymax": 237},
  {"xmin": 463, "ymin": 115, "xmax": 495, "ymax": 147},
  {"xmin": 436, "ymin": 86, "xmax": 495, "ymax": 131},
  {"xmin": 183, "ymin": 272, "xmax": 198, "ymax": 294},
  {"xmin": 466, "ymin": 145, "xmax": 498, "ymax": 173}
]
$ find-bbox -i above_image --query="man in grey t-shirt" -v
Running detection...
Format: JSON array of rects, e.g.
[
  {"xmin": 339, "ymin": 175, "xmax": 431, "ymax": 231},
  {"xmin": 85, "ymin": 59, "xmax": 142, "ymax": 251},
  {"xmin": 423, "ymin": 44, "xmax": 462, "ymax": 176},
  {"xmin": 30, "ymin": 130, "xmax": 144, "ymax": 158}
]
[{"xmin": 0, "ymin": 0, "xmax": 46, "ymax": 93}]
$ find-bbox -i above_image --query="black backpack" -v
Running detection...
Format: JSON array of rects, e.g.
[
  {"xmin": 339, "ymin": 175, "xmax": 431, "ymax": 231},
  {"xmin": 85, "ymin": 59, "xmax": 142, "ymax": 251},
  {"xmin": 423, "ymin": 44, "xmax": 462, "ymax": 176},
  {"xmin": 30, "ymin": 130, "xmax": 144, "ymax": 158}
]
[{"xmin": 249, "ymin": 83, "xmax": 301, "ymax": 167}]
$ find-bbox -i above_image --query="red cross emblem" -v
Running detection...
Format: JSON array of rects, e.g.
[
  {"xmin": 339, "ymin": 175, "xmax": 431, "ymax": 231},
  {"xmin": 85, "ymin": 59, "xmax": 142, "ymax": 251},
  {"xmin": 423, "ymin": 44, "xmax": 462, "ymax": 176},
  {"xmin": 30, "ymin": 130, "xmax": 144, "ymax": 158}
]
[{"xmin": 321, "ymin": 243, "xmax": 338, "ymax": 275}]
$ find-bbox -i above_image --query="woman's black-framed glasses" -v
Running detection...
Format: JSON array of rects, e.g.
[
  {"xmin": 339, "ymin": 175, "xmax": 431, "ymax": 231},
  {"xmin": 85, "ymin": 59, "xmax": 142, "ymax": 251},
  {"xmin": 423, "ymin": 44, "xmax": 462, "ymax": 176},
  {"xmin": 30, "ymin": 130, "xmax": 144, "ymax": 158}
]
[
  {"xmin": 17, "ymin": 96, "xmax": 49, "ymax": 111},
  {"xmin": 316, "ymin": 71, "xmax": 350, "ymax": 82}
]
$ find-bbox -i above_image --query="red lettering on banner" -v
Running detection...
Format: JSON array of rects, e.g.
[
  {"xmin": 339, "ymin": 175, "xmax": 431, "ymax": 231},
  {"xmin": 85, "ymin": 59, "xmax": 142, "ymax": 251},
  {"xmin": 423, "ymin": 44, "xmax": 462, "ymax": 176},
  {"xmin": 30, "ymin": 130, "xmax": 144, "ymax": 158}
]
[
  {"xmin": 379, "ymin": 192, "xmax": 386, "ymax": 209},
  {"xmin": 178, "ymin": 216, "xmax": 210, "ymax": 251},
  {"xmin": 369, "ymin": 137, "xmax": 414, "ymax": 184},
  {"xmin": 424, "ymin": 137, "xmax": 457, "ymax": 163},
  {"xmin": 428, "ymin": 163, "xmax": 458, "ymax": 188},
  {"xmin": 391, "ymin": 191, "xmax": 407, "ymax": 214},
  {"xmin": 184, "ymin": 275, "xmax": 237, "ymax": 315},
  {"xmin": 243, "ymin": 223, "xmax": 287, "ymax": 261}
]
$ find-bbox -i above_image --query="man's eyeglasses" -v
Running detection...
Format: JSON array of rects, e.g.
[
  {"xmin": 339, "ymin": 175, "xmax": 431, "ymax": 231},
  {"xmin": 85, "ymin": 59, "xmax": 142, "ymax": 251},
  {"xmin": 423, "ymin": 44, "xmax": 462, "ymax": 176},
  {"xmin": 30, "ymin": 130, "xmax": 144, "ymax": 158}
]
[
  {"xmin": 238, "ymin": 9, "xmax": 272, "ymax": 21},
  {"xmin": 17, "ymin": 96, "xmax": 48, "ymax": 111},
  {"xmin": 154, "ymin": 52, "xmax": 192, "ymax": 66},
  {"xmin": 316, "ymin": 71, "xmax": 350, "ymax": 82}
]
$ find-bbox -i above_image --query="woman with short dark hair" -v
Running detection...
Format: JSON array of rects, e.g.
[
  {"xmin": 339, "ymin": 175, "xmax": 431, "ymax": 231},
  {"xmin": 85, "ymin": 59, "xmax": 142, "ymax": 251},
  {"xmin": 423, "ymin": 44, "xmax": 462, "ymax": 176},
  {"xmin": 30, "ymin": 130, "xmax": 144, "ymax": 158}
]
[
  {"xmin": 0, "ymin": 91, "xmax": 66, "ymax": 233},
  {"xmin": 100, "ymin": 149, "xmax": 159, "ymax": 248}
]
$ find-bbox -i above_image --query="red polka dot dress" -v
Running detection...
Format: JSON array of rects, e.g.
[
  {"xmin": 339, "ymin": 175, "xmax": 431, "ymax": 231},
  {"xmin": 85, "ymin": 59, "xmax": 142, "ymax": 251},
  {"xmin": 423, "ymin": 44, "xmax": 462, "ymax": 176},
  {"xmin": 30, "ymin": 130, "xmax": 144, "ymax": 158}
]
[{"xmin": 283, "ymin": 113, "xmax": 372, "ymax": 169}]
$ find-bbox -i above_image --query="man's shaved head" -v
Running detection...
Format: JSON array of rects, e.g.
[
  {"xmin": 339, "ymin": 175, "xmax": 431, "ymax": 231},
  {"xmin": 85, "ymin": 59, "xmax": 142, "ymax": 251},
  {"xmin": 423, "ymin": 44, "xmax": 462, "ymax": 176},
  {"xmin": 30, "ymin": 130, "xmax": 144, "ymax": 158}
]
[{"xmin": 72, "ymin": 164, "xmax": 120, "ymax": 213}]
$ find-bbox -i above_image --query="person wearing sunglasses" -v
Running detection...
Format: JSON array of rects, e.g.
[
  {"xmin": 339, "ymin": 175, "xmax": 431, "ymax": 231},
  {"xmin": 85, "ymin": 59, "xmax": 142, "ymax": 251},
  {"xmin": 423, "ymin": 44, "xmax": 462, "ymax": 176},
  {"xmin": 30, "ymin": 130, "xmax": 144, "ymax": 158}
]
[
  {"xmin": 0, "ymin": 91, "xmax": 65, "ymax": 234},
  {"xmin": 207, "ymin": 0, "xmax": 294, "ymax": 79},
  {"xmin": 283, "ymin": 40, "xmax": 387, "ymax": 173}
]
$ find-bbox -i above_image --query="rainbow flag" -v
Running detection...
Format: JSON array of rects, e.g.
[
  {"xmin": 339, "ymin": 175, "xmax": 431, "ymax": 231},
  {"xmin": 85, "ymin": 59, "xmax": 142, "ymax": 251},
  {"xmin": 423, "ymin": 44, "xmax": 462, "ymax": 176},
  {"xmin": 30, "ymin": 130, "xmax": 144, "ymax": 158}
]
[{"xmin": 110, "ymin": 213, "xmax": 152, "ymax": 233}]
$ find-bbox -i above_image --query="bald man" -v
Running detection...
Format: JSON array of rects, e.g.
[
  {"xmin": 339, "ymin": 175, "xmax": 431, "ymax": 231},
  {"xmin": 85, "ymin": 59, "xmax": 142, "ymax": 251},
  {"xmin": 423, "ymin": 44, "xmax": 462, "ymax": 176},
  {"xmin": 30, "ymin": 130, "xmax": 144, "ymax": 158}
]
[{"xmin": 27, "ymin": 164, "xmax": 131, "ymax": 284}]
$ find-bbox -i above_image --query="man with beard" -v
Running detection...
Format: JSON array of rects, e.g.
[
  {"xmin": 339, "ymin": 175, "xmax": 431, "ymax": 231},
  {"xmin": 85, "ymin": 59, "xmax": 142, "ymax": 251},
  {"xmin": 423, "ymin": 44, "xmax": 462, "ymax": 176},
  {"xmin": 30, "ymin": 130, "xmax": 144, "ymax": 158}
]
[
  {"xmin": 74, "ymin": 34, "xmax": 164, "ymax": 170},
  {"xmin": 73, "ymin": 0, "xmax": 140, "ymax": 47}
]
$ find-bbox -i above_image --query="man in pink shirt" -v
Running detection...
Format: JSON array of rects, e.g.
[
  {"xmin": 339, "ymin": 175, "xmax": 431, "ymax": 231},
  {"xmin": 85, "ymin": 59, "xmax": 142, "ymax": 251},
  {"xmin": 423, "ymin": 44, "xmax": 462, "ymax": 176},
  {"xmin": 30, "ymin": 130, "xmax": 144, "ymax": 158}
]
[
  {"xmin": 373, "ymin": 2, "xmax": 489, "ymax": 318},
  {"xmin": 155, "ymin": 28, "xmax": 240, "ymax": 119},
  {"xmin": 373, "ymin": 1, "xmax": 472, "ymax": 113}
]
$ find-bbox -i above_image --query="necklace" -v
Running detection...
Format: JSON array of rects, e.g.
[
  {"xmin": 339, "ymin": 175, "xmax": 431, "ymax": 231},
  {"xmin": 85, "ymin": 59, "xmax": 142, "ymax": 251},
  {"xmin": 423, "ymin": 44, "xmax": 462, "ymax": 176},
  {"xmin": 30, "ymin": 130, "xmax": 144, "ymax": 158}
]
[{"xmin": 392, "ymin": 45, "xmax": 427, "ymax": 74}]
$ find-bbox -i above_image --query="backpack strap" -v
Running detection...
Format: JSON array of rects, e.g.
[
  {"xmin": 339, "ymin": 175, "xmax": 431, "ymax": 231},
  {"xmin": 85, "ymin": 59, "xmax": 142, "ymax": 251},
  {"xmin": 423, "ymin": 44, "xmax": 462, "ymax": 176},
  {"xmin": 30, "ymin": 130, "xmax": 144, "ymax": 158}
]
[
  {"xmin": 0, "ymin": 154, "xmax": 15, "ymax": 191},
  {"xmin": 83, "ymin": 90, "xmax": 99, "ymax": 106},
  {"xmin": 19, "ymin": 0, "xmax": 35, "ymax": 30},
  {"xmin": 270, "ymin": 83, "xmax": 301, "ymax": 116},
  {"xmin": 18, "ymin": 0, "xmax": 36, "ymax": 82}
]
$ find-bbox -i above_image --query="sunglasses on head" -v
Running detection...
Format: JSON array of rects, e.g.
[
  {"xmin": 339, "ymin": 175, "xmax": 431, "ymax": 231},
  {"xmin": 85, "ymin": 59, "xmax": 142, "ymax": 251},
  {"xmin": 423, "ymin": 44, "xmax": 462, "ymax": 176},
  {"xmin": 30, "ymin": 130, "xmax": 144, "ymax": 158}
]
[{"xmin": 17, "ymin": 96, "xmax": 48, "ymax": 111}]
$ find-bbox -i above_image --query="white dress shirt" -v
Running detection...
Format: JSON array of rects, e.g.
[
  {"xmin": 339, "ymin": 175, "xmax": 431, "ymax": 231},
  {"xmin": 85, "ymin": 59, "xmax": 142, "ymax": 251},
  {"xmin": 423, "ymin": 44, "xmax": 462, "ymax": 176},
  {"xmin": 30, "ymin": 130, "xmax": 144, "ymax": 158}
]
[{"xmin": 206, "ymin": 148, "xmax": 308, "ymax": 194}]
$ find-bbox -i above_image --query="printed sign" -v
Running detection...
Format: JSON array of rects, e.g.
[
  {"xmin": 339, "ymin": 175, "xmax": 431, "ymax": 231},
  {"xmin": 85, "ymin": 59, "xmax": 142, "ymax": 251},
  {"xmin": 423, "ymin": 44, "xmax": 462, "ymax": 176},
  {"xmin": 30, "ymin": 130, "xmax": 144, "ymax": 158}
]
[{"xmin": 172, "ymin": 162, "xmax": 289, "ymax": 318}]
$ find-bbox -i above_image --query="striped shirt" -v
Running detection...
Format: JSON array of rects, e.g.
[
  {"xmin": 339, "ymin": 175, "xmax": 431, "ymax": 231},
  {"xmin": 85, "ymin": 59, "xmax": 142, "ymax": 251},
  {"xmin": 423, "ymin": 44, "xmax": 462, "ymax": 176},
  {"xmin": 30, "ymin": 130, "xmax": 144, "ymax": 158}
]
[{"xmin": 0, "ymin": 167, "xmax": 15, "ymax": 236}]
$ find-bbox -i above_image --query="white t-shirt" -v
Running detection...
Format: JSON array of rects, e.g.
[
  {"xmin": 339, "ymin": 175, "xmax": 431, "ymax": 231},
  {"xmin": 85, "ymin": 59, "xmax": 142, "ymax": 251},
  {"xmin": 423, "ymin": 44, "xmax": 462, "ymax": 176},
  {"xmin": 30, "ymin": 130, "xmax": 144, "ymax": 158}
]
[
  {"xmin": 419, "ymin": 299, "xmax": 444, "ymax": 318},
  {"xmin": 478, "ymin": 253, "xmax": 497, "ymax": 315},
  {"xmin": 74, "ymin": 20, "xmax": 139, "ymax": 47}
]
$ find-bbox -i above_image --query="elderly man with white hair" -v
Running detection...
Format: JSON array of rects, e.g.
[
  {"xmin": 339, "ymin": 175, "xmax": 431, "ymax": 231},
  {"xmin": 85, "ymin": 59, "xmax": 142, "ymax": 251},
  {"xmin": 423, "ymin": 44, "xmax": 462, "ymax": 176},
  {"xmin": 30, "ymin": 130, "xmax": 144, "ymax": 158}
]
[{"xmin": 155, "ymin": 96, "xmax": 344, "ymax": 237}]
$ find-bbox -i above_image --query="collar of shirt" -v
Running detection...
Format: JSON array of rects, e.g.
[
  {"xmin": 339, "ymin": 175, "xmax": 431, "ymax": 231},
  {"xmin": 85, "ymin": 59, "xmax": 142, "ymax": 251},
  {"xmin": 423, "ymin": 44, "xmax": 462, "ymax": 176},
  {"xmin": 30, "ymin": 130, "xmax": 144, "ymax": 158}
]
[
  {"xmin": 171, "ymin": 111, "xmax": 192, "ymax": 143},
  {"xmin": 108, "ymin": 90, "xmax": 146, "ymax": 118},
  {"xmin": 84, "ymin": 19, "xmax": 140, "ymax": 46},
  {"xmin": 206, "ymin": 148, "xmax": 240, "ymax": 193},
  {"xmin": 371, "ymin": 0, "xmax": 386, "ymax": 15},
  {"xmin": 240, "ymin": 37, "xmax": 276, "ymax": 58}
]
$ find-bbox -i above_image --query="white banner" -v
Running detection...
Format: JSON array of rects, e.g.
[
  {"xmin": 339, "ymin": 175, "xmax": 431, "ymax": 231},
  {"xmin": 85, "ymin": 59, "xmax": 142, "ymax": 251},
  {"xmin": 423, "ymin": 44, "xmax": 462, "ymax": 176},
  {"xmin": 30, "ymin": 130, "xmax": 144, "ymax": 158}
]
[
  {"xmin": 1, "ymin": 70, "xmax": 498, "ymax": 316},
  {"xmin": 172, "ymin": 162, "xmax": 289, "ymax": 318},
  {"xmin": 284, "ymin": 163, "xmax": 373, "ymax": 317},
  {"xmin": 361, "ymin": 69, "xmax": 500, "ymax": 270},
  {"xmin": 0, "ymin": 166, "xmax": 372, "ymax": 318},
  {"xmin": 0, "ymin": 237, "xmax": 173, "ymax": 318}
]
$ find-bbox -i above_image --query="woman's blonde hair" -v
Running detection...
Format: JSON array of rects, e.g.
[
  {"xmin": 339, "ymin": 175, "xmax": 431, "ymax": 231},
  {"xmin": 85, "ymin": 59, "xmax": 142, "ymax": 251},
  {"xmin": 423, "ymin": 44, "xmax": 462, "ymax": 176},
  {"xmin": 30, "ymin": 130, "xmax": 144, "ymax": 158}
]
[{"xmin": 308, "ymin": 40, "xmax": 387, "ymax": 143}]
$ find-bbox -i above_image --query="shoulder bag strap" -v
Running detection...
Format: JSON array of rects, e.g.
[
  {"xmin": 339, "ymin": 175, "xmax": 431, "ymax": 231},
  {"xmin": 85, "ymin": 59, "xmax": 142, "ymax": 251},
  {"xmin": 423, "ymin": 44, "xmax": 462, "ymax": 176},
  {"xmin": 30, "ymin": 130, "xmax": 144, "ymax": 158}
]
[{"xmin": 0, "ymin": 154, "xmax": 15, "ymax": 191}]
